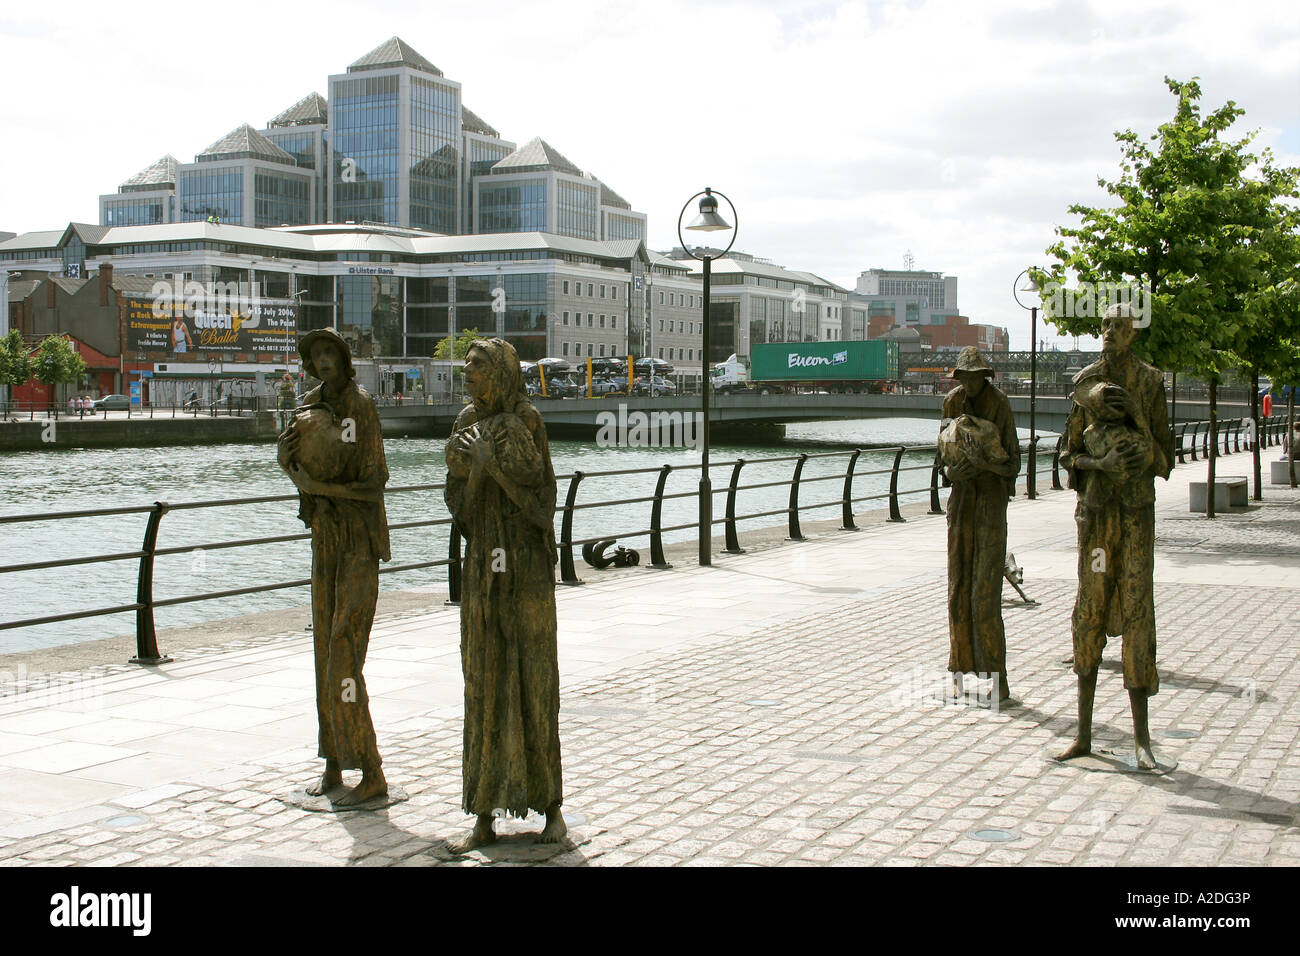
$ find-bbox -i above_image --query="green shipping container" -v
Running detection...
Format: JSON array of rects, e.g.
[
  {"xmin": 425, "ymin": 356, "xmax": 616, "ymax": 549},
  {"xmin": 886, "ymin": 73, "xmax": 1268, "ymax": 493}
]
[{"xmin": 750, "ymin": 340, "xmax": 899, "ymax": 382}]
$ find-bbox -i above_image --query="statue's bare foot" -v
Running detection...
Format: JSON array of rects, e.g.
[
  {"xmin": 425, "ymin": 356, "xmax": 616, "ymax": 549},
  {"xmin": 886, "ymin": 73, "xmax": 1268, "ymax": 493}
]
[
  {"xmin": 538, "ymin": 806, "xmax": 567, "ymax": 844},
  {"xmin": 1055, "ymin": 739, "xmax": 1092, "ymax": 762},
  {"xmin": 306, "ymin": 767, "xmax": 343, "ymax": 797},
  {"xmin": 450, "ymin": 815, "xmax": 496, "ymax": 854},
  {"xmin": 335, "ymin": 768, "xmax": 387, "ymax": 807},
  {"xmin": 1134, "ymin": 746, "xmax": 1158, "ymax": 771}
]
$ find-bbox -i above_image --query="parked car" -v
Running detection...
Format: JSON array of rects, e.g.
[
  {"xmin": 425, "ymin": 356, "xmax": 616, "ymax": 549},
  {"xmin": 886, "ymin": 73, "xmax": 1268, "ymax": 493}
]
[
  {"xmin": 543, "ymin": 377, "xmax": 580, "ymax": 398},
  {"xmin": 635, "ymin": 376, "xmax": 677, "ymax": 397},
  {"xmin": 592, "ymin": 377, "xmax": 633, "ymax": 396},
  {"xmin": 635, "ymin": 358, "xmax": 675, "ymax": 376},
  {"xmin": 91, "ymin": 394, "xmax": 131, "ymax": 411}
]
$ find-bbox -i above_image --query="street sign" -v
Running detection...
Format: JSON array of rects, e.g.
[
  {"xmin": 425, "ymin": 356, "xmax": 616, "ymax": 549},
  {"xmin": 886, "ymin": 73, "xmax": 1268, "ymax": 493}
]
[{"xmin": 129, "ymin": 382, "xmax": 142, "ymax": 405}]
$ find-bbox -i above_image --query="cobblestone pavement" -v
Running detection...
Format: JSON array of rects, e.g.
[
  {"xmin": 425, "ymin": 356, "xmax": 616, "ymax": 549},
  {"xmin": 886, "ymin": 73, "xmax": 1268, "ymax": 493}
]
[{"xmin": 1, "ymin": 453, "xmax": 1297, "ymax": 866}]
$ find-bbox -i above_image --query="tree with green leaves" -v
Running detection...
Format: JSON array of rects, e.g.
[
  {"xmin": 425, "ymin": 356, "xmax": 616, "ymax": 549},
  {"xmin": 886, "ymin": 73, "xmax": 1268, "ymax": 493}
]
[
  {"xmin": 1036, "ymin": 77, "xmax": 1300, "ymax": 516},
  {"xmin": 31, "ymin": 335, "xmax": 87, "ymax": 409},
  {"xmin": 431, "ymin": 328, "xmax": 481, "ymax": 400},
  {"xmin": 432, "ymin": 327, "xmax": 482, "ymax": 362},
  {"xmin": 0, "ymin": 329, "xmax": 33, "ymax": 398}
]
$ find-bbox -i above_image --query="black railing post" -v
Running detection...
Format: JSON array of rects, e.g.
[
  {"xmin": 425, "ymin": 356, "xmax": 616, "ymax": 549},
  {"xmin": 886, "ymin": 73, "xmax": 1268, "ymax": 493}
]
[
  {"xmin": 1232, "ymin": 418, "xmax": 1241, "ymax": 454},
  {"xmin": 840, "ymin": 450, "xmax": 861, "ymax": 531},
  {"xmin": 888, "ymin": 446, "xmax": 906, "ymax": 522},
  {"xmin": 648, "ymin": 464, "xmax": 673, "ymax": 569},
  {"xmin": 558, "ymin": 471, "xmax": 584, "ymax": 586},
  {"xmin": 725, "ymin": 458, "xmax": 747, "ymax": 553},
  {"xmin": 1177, "ymin": 424, "xmax": 1188, "ymax": 464},
  {"xmin": 929, "ymin": 452, "xmax": 945, "ymax": 515},
  {"xmin": 1202, "ymin": 419, "xmax": 1210, "ymax": 457},
  {"xmin": 1027, "ymin": 435, "xmax": 1038, "ymax": 500},
  {"xmin": 787, "ymin": 453, "xmax": 808, "ymax": 541},
  {"xmin": 1051, "ymin": 435, "xmax": 1064, "ymax": 490},
  {"xmin": 1189, "ymin": 421, "xmax": 1199, "ymax": 462},
  {"xmin": 445, "ymin": 520, "xmax": 462, "ymax": 606},
  {"xmin": 132, "ymin": 501, "xmax": 173, "ymax": 665},
  {"xmin": 1223, "ymin": 419, "xmax": 1232, "ymax": 457}
]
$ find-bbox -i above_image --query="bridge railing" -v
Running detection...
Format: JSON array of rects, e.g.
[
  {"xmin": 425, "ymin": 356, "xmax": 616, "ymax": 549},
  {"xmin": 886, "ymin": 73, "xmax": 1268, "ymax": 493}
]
[
  {"xmin": 1, "ymin": 399, "xmax": 260, "ymax": 421},
  {"xmin": 0, "ymin": 415, "xmax": 1282, "ymax": 664}
]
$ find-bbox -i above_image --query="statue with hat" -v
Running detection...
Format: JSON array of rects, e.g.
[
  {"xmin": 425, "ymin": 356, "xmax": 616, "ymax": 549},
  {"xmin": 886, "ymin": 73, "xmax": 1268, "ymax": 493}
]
[
  {"xmin": 1056, "ymin": 303, "xmax": 1174, "ymax": 769},
  {"xmin": 277, "ymin": 327, "xmax": 391, "ymax": 805},
  {"xmin": 938, "ymin": 346, "xmax": 1021, "ymax": 703},
  {"xmin": 444, "ymin": 337, "xmax": 566, "ymax": 852}
]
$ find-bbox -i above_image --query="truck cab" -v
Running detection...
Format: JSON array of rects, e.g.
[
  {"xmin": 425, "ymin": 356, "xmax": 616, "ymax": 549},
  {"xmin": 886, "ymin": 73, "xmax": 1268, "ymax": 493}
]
[{"xmin": 711, "ymin": 354, "xmax": 755, "ymax": 394}]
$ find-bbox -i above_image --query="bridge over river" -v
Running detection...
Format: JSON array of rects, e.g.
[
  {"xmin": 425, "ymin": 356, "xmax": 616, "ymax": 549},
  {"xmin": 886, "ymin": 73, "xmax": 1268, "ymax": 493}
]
[{"xmin": 379, "ymin": 392, "xmax": 1250, "ymax": 439}]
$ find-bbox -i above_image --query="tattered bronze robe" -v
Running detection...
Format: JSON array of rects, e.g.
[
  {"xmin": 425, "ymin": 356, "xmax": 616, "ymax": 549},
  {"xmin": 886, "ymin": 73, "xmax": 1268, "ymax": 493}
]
[
  {"xmin": 445, "ymin": 399, "xmax": 563, "ymax": 818},
  {"xmin": 296, "ymin": 380, "xmax": 390, "ymax": 770},
  {"xmin": 940, "ymin": 383, "xmax": 1020, "ymax": 675},
  {"xmin": 1060, "ymin": 355, "xmax": 1173, "ymax": 693}
]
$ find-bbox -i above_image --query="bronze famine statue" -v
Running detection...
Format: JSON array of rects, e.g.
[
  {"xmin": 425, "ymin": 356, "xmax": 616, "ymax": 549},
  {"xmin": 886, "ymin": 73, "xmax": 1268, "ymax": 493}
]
[
  {"xmin": 939, "ymin": 346, "xmax": 1021, "ymax": 703},
  {"xmin": 445, "ymin": 338, "xmax": 565, "ymax": 852},
  {"xmin": 277, "ymin": 327, "xmax": 389, "ymax": 806},
  {"xmin": 1056, "ymin": 303, "xmax": 1174, "ymax": 769}
]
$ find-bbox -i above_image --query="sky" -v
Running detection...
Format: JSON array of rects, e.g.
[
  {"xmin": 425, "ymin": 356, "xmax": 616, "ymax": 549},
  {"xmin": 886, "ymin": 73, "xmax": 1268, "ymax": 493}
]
[{"xmin": 1, "ymin": 0, "xmax": 1297, "ymax": 350}]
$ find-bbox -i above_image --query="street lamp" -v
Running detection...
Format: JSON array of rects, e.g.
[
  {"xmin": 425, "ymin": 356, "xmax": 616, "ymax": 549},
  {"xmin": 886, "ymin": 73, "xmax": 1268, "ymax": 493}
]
[
  {"xmin": 288, "ymin": 289, "xmax": 307, "ymax": 368},
  {"xmin": 1013, "ymin": 269, "xmax": 1040, "ymax": 500},
  {"xmin": 677, "ymin": 187, "xmax": 738, "ymax": 567}
]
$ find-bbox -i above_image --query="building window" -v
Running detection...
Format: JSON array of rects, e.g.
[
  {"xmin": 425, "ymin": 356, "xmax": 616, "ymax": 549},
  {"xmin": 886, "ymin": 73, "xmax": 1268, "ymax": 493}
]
[
  {"xmin": 599, "ymin": 284, "xmax": 605, "ymax": 298},
  {"xmin": 587, "ymin": 283, "xmax": 593, "ymax": 296},
  {"xmin": 612, "ymin": 287, "xmax": 618, "ymax": 300},
  {"xmin": 562, "ymin": 342, "xmax": 569, "ymax": 356},
  {"xmin": 658, "ymin": 320, "xmax": 663, "ymax": 332},
  {"xmin": 587, "ymin": 313, "xmax": 594, "ymax": 327},
  {"xmin": 658, "ymin": 291, "xmax": 664, "ymax": 305},
  {"xmin": 563, "ymin": 280, "xmax": 569, "ymax": 294},
  {"xmin": 563, "ymin": 311, "xmax": 569, "ymax": 325},
  {"xmin": 658, "ymin": 348, "xmax": 663, "ymax": 359},
  {"xmin": 598, "ymin": 343, "xmax": 606, "ymax": 357},
  {"xmin": 599, "ymin": 315, "xmax": 605, "ymax": 328},
  {"xmin": 575, "ymin": 282, "xmax": 581, "ymax": 297},
  {"xmin": 611, "ymin": 316, "xmax": 617, "ymax": 329}
]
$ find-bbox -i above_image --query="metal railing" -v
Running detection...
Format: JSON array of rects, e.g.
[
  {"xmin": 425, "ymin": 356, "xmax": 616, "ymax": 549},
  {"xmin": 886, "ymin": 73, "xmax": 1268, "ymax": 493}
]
[
  {"xmin": 0, "ymin": 414, "xmax": 1286, "ymax": 664},
  {"xmin": 1, "ymin": 399, "xmax": 260, "ymax": 421}
]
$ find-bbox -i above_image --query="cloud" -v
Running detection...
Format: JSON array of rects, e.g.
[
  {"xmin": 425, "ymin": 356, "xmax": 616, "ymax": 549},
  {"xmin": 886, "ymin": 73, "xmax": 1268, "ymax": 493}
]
[{"xmin": 1, "ymin": 0, "xmax": 1295, "ymax": 351}]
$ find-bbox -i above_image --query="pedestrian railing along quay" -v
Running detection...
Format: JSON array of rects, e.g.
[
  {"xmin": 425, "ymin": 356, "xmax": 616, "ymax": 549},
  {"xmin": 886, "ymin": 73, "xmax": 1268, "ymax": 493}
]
[
  {"xmin": 1, "ymin": 400, "xmax": 260, "ymax": 421},
  {"xmin": 0, "ymin": 415, "xmax": 1285, "ymax": 665}
]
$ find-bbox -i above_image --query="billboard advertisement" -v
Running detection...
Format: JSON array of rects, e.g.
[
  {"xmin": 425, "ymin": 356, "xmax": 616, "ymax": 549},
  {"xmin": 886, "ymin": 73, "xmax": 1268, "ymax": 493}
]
[{"xmin": 125, "ymin": 281, "xmax": 298, "ymax": 357}]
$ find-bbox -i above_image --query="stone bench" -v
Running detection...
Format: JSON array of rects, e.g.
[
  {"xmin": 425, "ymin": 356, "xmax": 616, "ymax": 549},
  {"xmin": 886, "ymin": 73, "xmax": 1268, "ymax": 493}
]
[
  {"xmin": 1270, "ymin": 459, "xmax": 1299, "ymax": 485},
  {"xmin": 1189, "ymin": 477, "xmax": 1248, "ymax": 511}
]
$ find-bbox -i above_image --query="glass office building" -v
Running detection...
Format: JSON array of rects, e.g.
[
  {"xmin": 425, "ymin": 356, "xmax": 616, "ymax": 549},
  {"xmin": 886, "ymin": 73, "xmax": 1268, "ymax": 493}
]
[
  {"xmin": 97, "ymin": 36, "xmax": 645, "ymax": 240},
  {"xmin": 100, "ymin": 155, "xmax": 178, "ymax": 227},
  {"xmin": 175, "ymin": 125, "xmax": 312, "ymax": 228},
  {"xmin": 264, "ymin": 93, "xmax": 330, "ymax": 224}
]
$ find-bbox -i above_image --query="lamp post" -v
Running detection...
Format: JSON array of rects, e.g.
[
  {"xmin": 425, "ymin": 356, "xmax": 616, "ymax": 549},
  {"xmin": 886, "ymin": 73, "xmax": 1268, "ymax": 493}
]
[
  {"xmin": 1013, "ymin": 269, "xmax": 1040, "ymax": 500},
  {"xmin": 288, "ymin": 289, "xmax": 307, "ymax": 369},
  {"xmin": 677, "ymin": 187, "xmax": 738, "ymax": 567}
]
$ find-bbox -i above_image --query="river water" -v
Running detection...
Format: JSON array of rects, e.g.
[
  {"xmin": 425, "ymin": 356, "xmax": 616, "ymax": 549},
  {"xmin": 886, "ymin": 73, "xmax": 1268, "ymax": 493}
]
[{"xmin": 0, "ymin": 418, "xmax": 1054, "ymax": 653}]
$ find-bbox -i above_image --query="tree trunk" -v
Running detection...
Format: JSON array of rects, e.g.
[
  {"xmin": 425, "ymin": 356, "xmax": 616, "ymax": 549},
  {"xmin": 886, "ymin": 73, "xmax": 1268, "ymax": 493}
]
[
  {"xmin": 1171, "ymin": 370, "xmax": 1177, "ymax": 427},
  {"xmin": 1251, "ymin": 369, "xmax": 1261, "ymax": 501},
  {"xmin": 1290, "ymin": 391, "xmax": 1296, "ymax": 489},
  {"xmin": 1206, "ymin": 376, "xmax": 1217, "ymax": 519}
]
